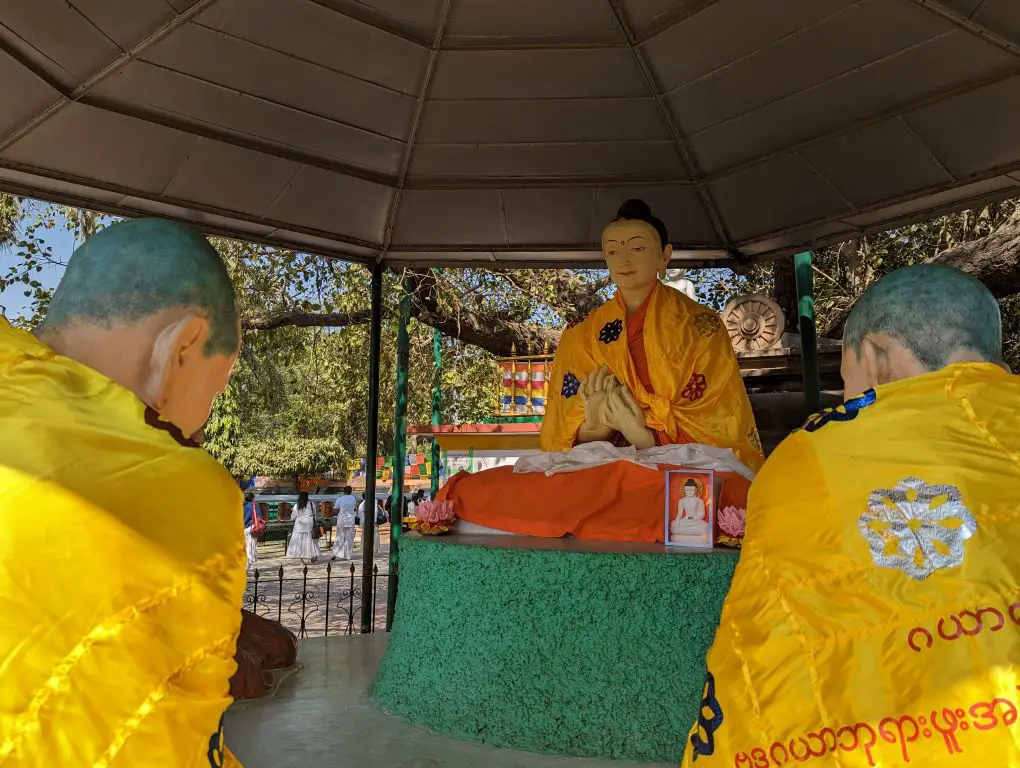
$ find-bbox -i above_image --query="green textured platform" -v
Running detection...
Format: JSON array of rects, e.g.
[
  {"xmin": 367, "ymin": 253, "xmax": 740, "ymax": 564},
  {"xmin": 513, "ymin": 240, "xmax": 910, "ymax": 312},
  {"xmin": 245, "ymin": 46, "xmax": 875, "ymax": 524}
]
[{"xmin": 372, "ymin": 535, "xmax": 739, "ymax": 763}]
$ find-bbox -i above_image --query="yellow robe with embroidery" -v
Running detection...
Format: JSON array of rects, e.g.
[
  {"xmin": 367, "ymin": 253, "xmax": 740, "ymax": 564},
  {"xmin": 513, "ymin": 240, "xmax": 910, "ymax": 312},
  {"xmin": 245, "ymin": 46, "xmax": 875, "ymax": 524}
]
[
  {"xmin": 683, "ymin": 363, "xmax": 1020, "ymax": 768},
  {"xmin": 0, "ymin": 319, "xmax": 245, "ymax": 767},
  {"xmin": 541, "ymin": 282, "xmax": 763, "ymax": 471}
]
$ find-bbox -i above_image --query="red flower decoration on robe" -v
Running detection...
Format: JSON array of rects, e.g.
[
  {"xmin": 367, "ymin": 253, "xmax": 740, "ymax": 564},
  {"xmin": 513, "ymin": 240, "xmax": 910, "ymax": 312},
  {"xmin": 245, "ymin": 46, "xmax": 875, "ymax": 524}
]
[{"xmin": 681, "ymin": 372, "xmax": 707, "ymax": 402}]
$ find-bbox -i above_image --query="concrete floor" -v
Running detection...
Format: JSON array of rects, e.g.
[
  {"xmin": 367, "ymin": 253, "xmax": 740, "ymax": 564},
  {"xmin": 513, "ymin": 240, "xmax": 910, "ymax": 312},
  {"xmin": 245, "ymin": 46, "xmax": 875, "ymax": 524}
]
[{"xmin": 226, "ymin": 635, "xmax": 673, "ymax": 768}]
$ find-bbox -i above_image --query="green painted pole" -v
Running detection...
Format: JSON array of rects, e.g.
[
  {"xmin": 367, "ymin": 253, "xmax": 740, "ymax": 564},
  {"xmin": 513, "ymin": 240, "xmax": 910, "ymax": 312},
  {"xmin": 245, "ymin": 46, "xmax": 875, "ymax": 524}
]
[
  {"xmin": 386, "ymin": 276, "xmax": 411, "ymax": 631},
  {"xmin": 794, "ymin": 251, "xmax": 821, "ymax": 416},
  {"xmin": 360, "ymin": 261, "xmax": 383, "ymax": 634},
  {"xmin": 430, "ymin": 327, "xmax": 442, "ymax": 497}
]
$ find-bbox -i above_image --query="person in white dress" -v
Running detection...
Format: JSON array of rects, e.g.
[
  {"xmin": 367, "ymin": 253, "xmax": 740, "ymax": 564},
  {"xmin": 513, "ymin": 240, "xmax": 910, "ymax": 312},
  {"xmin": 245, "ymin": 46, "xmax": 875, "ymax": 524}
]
[
  {"xmin": 356, "ymin": 494, "xmax": 383, "ymax": 551},
  {"xmin": 373, "ymin": 497, "xmax": 384, "ymax": 551},
  {"xmin": 243, "ymin": 493, "xmax": 258, "ymax": 572},
  {"xmin": 286, "ymin": 491, "xmax": 320, "ymax": 564},
  {"xmin": 331, "ymin": 485, "xmax": 357, "ymax": 561}
]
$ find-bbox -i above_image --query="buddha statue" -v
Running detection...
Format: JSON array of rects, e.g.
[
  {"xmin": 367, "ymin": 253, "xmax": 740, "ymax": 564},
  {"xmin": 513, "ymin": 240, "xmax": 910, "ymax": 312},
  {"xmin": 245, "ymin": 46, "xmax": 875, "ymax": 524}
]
[
  {"xmin": 441, "ymin": 199, "xmax": 763, "ymax": 543},
  {"xmin": 670, "ymin": 479, "xmax": 709, "ymax": 540}
]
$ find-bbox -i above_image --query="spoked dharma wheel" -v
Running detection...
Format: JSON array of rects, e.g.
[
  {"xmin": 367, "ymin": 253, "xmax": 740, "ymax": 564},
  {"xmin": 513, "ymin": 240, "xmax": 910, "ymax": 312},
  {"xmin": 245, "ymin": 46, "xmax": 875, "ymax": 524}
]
[{"xmin": 721, "ymin": 295, "xmax": 785, "ymax": 353}]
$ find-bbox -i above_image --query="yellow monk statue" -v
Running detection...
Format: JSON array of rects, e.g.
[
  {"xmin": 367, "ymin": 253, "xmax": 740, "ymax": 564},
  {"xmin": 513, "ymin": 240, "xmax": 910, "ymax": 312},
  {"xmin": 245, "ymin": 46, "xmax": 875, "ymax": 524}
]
[
  {"xmin": 683, "ymin": 264, "xmax": 1020, "ymax": 767},
  {"xmin": 441, "ymin": 199, "xmax": 763, "ymax": 542},
  {"xmin": 0, "ymin": 219, "xmax": 246, "ymax": 767}
]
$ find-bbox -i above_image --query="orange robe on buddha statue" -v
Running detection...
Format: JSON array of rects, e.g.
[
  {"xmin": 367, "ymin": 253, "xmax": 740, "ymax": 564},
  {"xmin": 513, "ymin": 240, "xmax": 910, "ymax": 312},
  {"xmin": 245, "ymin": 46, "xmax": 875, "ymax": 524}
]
[{"xmin": 438, "ymin": 283, "xmax": 764, "ymax": 543}]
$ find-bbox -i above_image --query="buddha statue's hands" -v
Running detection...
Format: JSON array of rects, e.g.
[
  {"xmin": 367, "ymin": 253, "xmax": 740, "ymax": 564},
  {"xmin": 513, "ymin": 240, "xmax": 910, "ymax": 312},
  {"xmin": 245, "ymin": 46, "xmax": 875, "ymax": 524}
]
[
  {"xmin": 578, "ymin": 366, "xmax": 617, "ymax": 443},
  {"xmin": 603, "ymin": 387, "xmax": 655, "ymax": 450}
]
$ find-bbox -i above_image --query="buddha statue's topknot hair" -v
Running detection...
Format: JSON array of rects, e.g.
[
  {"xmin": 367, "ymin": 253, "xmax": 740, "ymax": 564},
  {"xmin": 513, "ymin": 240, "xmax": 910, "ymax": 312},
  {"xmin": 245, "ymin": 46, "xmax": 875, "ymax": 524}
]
[{"xmin": 613, "ymin": 198, "xmax": 668, "ymax": 249}]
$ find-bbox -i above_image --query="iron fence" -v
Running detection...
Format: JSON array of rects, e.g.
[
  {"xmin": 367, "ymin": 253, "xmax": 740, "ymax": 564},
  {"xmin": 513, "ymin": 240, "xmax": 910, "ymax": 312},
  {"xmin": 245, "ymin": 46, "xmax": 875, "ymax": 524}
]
[{"xmin": 243, "ymin": 562, "xmax": 391, "ymax": 637}]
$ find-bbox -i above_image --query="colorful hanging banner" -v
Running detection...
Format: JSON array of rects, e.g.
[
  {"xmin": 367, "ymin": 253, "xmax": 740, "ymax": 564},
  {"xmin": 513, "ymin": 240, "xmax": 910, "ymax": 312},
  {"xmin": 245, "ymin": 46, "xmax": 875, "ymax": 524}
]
[{"xmin": 500, "ymin": 360, "xmax": 548, "ymax": 414}]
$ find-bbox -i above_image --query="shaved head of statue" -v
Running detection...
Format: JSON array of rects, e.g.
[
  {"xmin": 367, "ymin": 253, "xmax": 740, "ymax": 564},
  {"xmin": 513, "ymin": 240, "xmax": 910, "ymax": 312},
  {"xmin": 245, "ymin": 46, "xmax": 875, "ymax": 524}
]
[
  {"xmin": 36, "ymin": 218, "xmax": 240, "ymax": 435},
  {"xmin": 841, "ymin": 263, "xmax": 1001, "ymax": 398}
]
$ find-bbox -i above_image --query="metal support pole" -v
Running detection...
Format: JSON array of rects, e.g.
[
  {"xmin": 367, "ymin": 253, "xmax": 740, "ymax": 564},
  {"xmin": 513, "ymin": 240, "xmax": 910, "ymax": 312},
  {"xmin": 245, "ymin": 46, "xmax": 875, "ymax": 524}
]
[
  {"xmin": 386, "ymin": 276, "xmax": 411, "ymax": 631},
  {"xmin": 429, "ymin": 267, "xmax": 443, "ymax": 497},
  {"xmin": 794, "ymin": 251, "xmax": 821, "ymax": 416},
  {"xmin": 360, "ymin": 261, "xmax": 383, "ymax": 634},
  {"xmin": 430, "ymin": 327, "xmax": 442, "ymax": 497}
]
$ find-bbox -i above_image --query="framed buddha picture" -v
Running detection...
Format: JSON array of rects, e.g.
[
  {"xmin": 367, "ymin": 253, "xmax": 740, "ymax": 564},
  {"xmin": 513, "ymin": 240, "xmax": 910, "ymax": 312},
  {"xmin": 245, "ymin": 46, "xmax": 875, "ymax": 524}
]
[{"xmin": 665, "ymin": 469, "xmax": 715, "ymax": 549}]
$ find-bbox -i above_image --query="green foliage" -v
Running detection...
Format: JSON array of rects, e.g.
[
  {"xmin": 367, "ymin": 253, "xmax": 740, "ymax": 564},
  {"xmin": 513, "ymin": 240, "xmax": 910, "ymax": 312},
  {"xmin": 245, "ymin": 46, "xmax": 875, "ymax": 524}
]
[
  {"xmin": 0, "ymin": 197, "xmax": 117, "ymax": 327},
  {"xmin": 232, "ymin": 436, "xmax": 347, "ymax": 479},
  {"xmin": 999, "ymin": 294, "xmax": 1020, "ymax": 372},
  {"xmin": 4, "ymin": 195, "xmax": 1020, "ymax": 478},
  {"xmin": 206, "ymin": 244, "xmax": 498, "ymax": 478},
  {"xmin": 737, "ymin": 199, "xmax": 1020, "ymax": 333},
  {"xmin": 203, "ymin": 379, "xmax": 242, "ymax": 471},
  {"xmin": 0, "ymin": 194, "xmax": 18, "ymax": 248}
]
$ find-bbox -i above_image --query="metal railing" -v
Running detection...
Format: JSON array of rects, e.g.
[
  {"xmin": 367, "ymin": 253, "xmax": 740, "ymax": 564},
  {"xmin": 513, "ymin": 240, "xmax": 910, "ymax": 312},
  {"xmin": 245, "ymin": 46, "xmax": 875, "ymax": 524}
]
[{"xmin": 243, "ymin": 562, "xmax": 391, "ymax": 637}]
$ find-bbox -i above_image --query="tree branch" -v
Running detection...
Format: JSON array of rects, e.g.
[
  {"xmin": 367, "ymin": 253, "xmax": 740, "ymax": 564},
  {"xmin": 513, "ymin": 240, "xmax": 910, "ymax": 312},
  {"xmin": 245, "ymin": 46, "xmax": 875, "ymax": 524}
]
[
  {"xmin": 822, "ymin": 206, "xmax": 1020, "ymax": 338},
  {"xmin": 243, "ymin": 309, "xmax": 374, "ymax": 331},
  {"xmin": 405, "ymin": 268, "xmax": 559, "ymax": 356},
  {"xmin": 930, "ymin": 206, "xmax": 1020, "ymax": 295},
  {"xmin": 241, "ymin": 266, "xmax": 620, "ymax": 356},
  {"xmin": 243, "ymin": 297, "xmax": 560, "ymax": 357},
  {"xmin": 415, "ymin": 306, "xmax": 559, "ymax": 357}
]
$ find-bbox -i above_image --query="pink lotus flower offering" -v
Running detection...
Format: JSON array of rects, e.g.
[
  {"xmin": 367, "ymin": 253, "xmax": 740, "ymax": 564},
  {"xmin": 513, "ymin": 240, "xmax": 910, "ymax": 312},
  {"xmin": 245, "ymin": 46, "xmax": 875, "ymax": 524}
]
[
  {"xmin": 410, "ymin": 499, "xmax": 456, "ymax": 535},
  {"xmin": 718, "ymin": 506, "xmax": 746, "ymax": 539},
  {"xmin": 414, "ymin": 500, "xmax": 455, "ymax": 525}
]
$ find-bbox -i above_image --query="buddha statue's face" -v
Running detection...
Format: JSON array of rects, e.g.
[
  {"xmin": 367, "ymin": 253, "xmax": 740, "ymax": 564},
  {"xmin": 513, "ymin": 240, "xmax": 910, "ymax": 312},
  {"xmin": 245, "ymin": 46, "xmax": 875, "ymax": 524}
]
[
  {"xmin": 684, "ymin": 484, "xmax": 697, "ymax": 497},
  {"xmin": 602, "ymin": 220, "xmax": 672, "ymax": 295}
]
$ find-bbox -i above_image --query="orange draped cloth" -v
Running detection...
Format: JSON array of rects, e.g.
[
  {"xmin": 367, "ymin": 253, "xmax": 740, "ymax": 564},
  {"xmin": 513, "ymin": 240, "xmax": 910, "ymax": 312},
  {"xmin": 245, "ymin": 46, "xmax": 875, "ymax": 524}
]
[
  {"xmin": 439, "ymin": 293, "xmax": 752, "ymax": 542},
  {"xmin": 441, "ymin": 463, "xmax": 749, "ymax": 543}
]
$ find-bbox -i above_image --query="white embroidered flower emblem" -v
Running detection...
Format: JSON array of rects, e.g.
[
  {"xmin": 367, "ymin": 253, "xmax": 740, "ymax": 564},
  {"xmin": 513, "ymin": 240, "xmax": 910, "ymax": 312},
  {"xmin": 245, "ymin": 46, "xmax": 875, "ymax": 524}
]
[{"xmin": 858, "ymin": 477, "xmax": 977, "ymax": 581}]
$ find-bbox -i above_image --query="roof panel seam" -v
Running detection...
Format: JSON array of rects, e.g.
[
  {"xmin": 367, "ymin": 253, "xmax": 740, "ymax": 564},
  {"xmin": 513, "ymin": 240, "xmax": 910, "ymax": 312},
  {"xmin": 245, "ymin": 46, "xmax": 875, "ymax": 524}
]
[
  {"xmin": 306, "ymin": 0, "xmax": 432, "ymax": 49},
  {"xmin": 379, "ymin": 0, "xmax": 454, "ymax": 259},
  {"xmin": 733, "ymin": 157, "xmax": 1020, "ymax": 246},
  {"xmin": 795, "ymin": 150, "xmax": 858, "ymax": 212},
  {"xmin": 605, "ymin": 0, "xmax": 734, "ymax": 252},
  {"xmin": 0, "ymin": 157, "xmax": 384, "ymax": 250},
  {"xmin": 0, "ymin": 23, "xmax": 75, "ymax": 91},
  {"xmin": 78, "ymin": 94, "xmax": 399, "ymax": 187},
  {"xmin": 907, "ymin": 0, "xmax": 1020, "ymax": 59},
  {"xmin": 680, "ymin": 29, "xmax": 959, "ymax": 134},
  {"xmin": 659, "ymin": 0, "xmax": 869, "ymax": 94},
  {"xmin": 897, "ymin": 114, "xmax": 958, "ymax": 182},
  {"xmin": 65, "ymin": 0, "xmax": 127, "ymax": 54},
  {"xmin": 185, "ymin": 20, "xmax": 423, "ymax": 98},
  {"xmin": 0, "ymin": 0, "xmax": 226, "ymax": 154},
  {"xmin": 119, "ymin": 58, "xmax": 411, "ymax": 144},
  {"xmin": 701, "ymin": 66, "xmax": 1020, "ymax": 184}
]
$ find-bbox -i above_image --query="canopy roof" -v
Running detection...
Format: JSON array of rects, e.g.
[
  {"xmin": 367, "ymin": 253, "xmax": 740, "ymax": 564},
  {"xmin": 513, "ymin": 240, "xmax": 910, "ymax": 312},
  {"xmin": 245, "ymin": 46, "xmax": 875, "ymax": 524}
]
[{"xmin": 1, "ymin": 0, "xmax": 1019, "ymax": 267}]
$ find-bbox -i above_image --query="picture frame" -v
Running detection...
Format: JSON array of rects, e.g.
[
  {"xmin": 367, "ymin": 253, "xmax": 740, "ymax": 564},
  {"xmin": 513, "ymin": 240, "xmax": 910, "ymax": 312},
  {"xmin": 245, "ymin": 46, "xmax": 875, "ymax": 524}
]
[{"xmin": 665, "ymin": 469, "xmax": 715, "ymax": 549}]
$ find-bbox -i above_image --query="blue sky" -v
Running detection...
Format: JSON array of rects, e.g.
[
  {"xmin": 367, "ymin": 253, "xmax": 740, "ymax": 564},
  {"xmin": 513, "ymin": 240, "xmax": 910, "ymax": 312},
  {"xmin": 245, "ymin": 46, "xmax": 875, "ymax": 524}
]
[{"xmin": 1, "ymin": 208, "xmax": 80, "ymax": 322}]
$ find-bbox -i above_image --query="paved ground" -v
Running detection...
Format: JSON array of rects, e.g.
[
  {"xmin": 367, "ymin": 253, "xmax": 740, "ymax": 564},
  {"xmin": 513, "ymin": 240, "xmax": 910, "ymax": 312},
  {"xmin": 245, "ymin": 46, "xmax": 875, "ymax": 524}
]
[
  {"xmin": 244, "ymin": 526, "xmax": 393, "ymax": 636},
  {"xmin": 227, "ymin": 635, "xmax": 673, "ymax": 768}
]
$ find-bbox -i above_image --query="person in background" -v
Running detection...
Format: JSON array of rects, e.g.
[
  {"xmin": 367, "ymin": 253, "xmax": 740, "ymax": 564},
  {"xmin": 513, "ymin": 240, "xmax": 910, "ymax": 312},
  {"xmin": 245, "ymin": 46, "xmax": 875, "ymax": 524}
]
[
  {"xmin": 243, "ymin": 493, "xmax": 258, "ymax": 572},
  {"xmin": 0, "ymin": 218, "xmax": 245, "ymax": 766},
  {"xmin": 355, "ymin": 494, "xmax": 383, "ymax": 552},
  {"xmin": 331, "ymin": 486, "xmax": 357, "ymax": 561},
  {"xmin": 683, "ymin": 264, "xmax": 1020, "ymax": 767},
  {"xmin": 374, "ymin": 496, "xmax": 385, "ymax": 550},
  {"xmin": 286, "ymin": 491, "xmax": 319, "ymax": 565},
  {"xmin": 407, "ymin": 488, "xmax": 426, "ymax": 517},
  {"xmin": 356, "ymin": 492, "xmax": 367, "ymax": 530}
]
